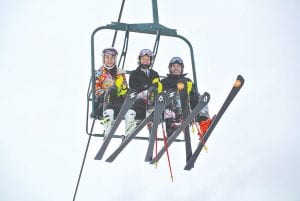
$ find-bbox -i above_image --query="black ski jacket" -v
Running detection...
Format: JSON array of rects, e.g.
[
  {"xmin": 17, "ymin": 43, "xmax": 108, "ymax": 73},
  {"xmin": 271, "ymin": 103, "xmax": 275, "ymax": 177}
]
[
  {"xmin": 129, "ymin": 67, "xmax": 160, "ymax": 91},
  {"xmin": 161, "ymin": 73, "xmax": 200, "ymax": 109}
]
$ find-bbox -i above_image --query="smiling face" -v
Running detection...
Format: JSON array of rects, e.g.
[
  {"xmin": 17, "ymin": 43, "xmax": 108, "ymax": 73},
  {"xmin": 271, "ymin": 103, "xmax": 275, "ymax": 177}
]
[
  {"xmin": 104, "ymin": 54, "xmax": 116, "ymax": 68},
  {"xmin": 169, "ymin": 63, "xmax": 182, "ymax": 75},
  {"xmin": 140, "ymin": 55, "xmax": 151, "ymax": 65}
]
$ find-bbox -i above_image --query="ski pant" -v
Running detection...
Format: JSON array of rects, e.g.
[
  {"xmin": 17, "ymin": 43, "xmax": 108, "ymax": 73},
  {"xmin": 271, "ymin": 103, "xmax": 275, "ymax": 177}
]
[
  {"xmin": 102, "ymin": 87, "xmax": 126, "ymax": 118},
  {"xmin": 163, "ymin": 92, "xmax": 210, "ymax": 137},
  {"xmin": 132, "ymin": 88, "xmax": 157, "ymax": 121},
  {"xmin": 164, "ymin": 92, "xmax": 183, "ymax": 137},
  {"xmin": 131, "ymin": 99, "xmax": 147, "ymax": 120},
  {"xmin": 93, "ymin": 95, "xmax": 104, "ymax": 119}
]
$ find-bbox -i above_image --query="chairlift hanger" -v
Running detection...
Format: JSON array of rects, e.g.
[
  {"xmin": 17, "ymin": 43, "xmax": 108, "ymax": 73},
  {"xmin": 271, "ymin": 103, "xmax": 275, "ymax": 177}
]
[{"xmin": 74, "ymin": 2, "xmax": 202, "ymax": 200}]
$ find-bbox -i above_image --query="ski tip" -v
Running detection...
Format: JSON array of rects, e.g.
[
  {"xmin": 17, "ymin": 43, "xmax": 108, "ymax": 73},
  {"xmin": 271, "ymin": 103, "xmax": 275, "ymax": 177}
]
[
  {"xmin": 237, "ymin": 74, "xmax": 244, "ymax": 80},
  {"xmin": 94, "ymin": 145, "xmax": 108, "ymax": 160},
  {"xmin": 94, "ymin": 155, "xmax": 103, "ymax": 160},
  {"xmin": 150, "ymin": 159, "xmax": 157, "ymax": 165},
  {"xmin": 202, "ymin": 92, "xmax": 210, "ymax": 102},
  {"xmin": 237, "ymin": 75, "xmax": 245, "ymax": 83},
  {"xmin": 145, "ymin": 156, "xmax": 152, "ymax": 162},
  {"xmin": 234, "ymin": 75, "xmax": 245, "ymax": 88},
  {"xmin": 184, "ymin": 162, "xmax": 194, "ymax": 170},
  {"xmin": 154, "ymin": 161, "xmax": 158, "ymax": 168},
  {"xmin": 105, "ymin": 158, "xmax": 113, "ymax": 163}
]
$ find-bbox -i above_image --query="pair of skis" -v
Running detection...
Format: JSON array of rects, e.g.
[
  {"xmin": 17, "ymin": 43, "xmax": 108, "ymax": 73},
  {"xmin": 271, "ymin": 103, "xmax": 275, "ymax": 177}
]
[
  {"xmin": 94, "ymin": 89, "xmax": 138, "ymax": 160},
  {"xmin": 148, "ymin": 75, "xmax": 244, "ymax": 170},
  {"xmin": 184, "ymin": 75, "xmax": 244, "ymax": 170},
  {"xmin": 149, "ymin": 91, "xmax": 210, "ymax": 164},
  {"xmin": 105, "ymin": 87, "xmax": 208, "ymax": 163},
  {"xmin": 94, "ymin": 88, "xmax": 176, "ymax": 161},
  {"xmin": 106, "ymin": 89, "xmax": 177, "ymax": 162},
  {"xmin": 94, "ymin": 88, "xmax": 209, "ymax": 163}
]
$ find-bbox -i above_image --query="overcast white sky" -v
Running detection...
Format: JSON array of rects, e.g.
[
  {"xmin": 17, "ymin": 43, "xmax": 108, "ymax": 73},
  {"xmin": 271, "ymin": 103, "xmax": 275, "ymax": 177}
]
[{"xmin": 1, "ymin": 0, "xmax": 300, "ymax": 201}]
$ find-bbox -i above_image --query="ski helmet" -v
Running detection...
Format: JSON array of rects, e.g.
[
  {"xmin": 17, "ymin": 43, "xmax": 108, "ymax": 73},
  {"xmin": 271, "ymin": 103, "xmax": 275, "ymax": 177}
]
[
  {"xmin": 138, "ymin": 49, "xmax": 153, "ymax": 68},
  {"xmin": 102, "ymin": 47, "xmax": 118, "ymax": 69},
  {"xmin": 102, "ymin": 47, "xmax": 118, "ymax": 56},
  {"xmin": 168, "ymin": 56, "xmax": 184, "ymax": 73}
]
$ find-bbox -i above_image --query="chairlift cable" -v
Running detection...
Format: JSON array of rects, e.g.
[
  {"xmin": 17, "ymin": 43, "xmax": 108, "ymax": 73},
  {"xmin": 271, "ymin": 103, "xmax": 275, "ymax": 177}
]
[
  {"xmin": 151, "ymin": 30, "xmax": 160, "ymax": 69},
  {"xmin": 73, "ymin": 119, "xmax": 96, "ymax": 201},
  {"xmin": 112, "ymin": 0, "xmax": 126, "ymax": 47}
]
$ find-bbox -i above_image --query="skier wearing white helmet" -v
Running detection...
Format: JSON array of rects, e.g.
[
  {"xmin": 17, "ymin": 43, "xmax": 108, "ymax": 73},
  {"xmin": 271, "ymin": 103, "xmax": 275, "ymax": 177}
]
[
  {"xmin": 94, "ymin": 47, "xmax": 136, "ymax": 135},
  {"xmin": 128, "ymin": 49, "xmax": 162, "ymax": 126}
]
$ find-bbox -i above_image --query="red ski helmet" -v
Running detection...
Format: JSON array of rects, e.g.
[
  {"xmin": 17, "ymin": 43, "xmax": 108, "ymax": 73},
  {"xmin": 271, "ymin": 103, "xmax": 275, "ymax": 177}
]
[{"xmin": 168, "ymin": 56, "xmax": 184, "ymax": 73}]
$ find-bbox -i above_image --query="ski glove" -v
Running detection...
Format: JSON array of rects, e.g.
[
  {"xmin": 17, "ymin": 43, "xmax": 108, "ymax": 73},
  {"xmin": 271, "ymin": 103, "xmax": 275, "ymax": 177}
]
[
  {"xmin": 115, "ymin": 74, "xmax": 127, "ymax": 97},
  {"xmin": 187, "ymin": 81, "xmax": 193, "ymax": 94},
  {"xmin": 152, "ymin": 78, "xmax": 163, "ymax": 93}
]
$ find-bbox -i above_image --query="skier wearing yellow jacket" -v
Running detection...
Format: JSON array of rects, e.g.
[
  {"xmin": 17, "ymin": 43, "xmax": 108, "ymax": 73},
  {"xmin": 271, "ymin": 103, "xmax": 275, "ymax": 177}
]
[{"xmin": 94, "ymin": 47, "xmax": 135, "ymax": 133}]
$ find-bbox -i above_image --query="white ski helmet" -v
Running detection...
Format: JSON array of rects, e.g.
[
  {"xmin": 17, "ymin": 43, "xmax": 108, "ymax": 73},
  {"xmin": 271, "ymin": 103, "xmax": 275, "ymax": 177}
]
[
  {"xmin": 102, "ymin": 47, "xmax": 118, "ymax": 70},
  {"xmin": 138, "ymin": 49, "xmax": 153, "ymax": 68}
]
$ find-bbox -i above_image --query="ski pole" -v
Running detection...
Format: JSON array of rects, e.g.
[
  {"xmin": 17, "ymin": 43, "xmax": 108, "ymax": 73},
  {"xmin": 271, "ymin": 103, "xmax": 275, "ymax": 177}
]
[{"xmin": 161, "ymin": 121, "xmax": 174, "ymax": 182}]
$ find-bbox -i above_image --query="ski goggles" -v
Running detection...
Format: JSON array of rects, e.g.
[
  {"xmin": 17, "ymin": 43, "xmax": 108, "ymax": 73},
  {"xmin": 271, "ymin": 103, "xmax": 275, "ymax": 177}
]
[
  {"xmin": 169, "ymin": 57, "xmax": 183, "ymax": 65},
  {"xmin": 139, "ymin": 49, "xmax": 153, "ymax": 57},
  {"xmin": 102, "ymin": 48, "xmax": 118, "ymax": 56}
]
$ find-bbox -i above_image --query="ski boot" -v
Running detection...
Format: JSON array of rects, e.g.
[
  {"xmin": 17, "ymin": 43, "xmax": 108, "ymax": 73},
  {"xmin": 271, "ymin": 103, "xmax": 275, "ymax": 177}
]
[
  {"xmin": 102, "ymin": 109, "xmax": 114, "ymax": 139},
  {"xmin": 198, "ymin": 115, "xmax": 215, "ymax": 138},
  {"xmin": 125, "ymin": 109, "xmax": 138, "ymax": 137}
]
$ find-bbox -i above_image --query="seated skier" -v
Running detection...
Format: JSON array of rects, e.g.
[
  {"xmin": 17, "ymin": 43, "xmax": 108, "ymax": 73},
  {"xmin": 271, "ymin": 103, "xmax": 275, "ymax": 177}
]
[
  {"xmin": 94, "ymin": 47, "xmax": 136, "ymax": 135},
  {"xmin": 161, "ymin": 56, "xmax": 213, "ymax": 138},
  {"xmin": 129, "ymin": 49, "xmax": 162, "ymax": 126}
]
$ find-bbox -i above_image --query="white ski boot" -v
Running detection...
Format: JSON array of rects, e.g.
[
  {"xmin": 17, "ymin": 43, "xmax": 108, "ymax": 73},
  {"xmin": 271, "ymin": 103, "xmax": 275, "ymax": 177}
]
[
  {"xmin": 102, "ymin": 109, "xmax": 114, "ymax": 139},
  {"xmin": 125, "ymin": 109, "xmax": 137, "ymax": 136}
]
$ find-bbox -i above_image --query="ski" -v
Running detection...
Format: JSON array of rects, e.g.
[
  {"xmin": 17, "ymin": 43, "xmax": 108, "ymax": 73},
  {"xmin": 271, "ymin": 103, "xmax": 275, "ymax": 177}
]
[
  {"xmin": 106, "ymin": 89, "xmax": 177, "ymax": 163},
  {"xmin": 178, "ymin": 80, "xmax": 193, "ymax": 163},
  {"xmin": 184, "ymin": 75, "xmax": 245, "ymax": 170},
  {"xmin": 94, "ymin": 89, "xmax": 138, "ymax": 160},
  {"xmin": 145, "ymin": 90, "xmax": 176, "ymax": 162},
  {"xmin": 150, "ymin": 92, "xmax": 210, "ymax": 164},
  {"xmin": 105, "ymin": 110, "xmax": 154, "ymax": 162}
]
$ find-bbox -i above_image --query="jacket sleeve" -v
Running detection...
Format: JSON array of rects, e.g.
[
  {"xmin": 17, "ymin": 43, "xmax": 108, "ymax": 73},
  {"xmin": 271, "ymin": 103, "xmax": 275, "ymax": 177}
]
[
  {"xmin": 115, "ymin": 74, "xmax": 128, "ymax": 96},
  {"xmin": 150, "ymin": 70, "xmax": 161, "ymax": 92},
  {"xmin": 95, "ymin": 68, "xmax": 106, "ymax": 96},
  {"xmin": 152, "ymin": 77, "xmax": 162, "ymax": 93},
  {"xmin": 129, "ymin": 71, "xmax": 140, "ymax": 90},
  {"xmin": 188, "ymin": 79, "xmax": 200, "ymax": 110}
]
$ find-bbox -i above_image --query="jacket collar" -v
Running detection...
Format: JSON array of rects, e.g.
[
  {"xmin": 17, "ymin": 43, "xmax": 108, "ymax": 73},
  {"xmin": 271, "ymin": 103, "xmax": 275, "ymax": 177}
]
[{"xmin": 166, "ymin": 73, "xmax": 188, "ymax": 78}]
